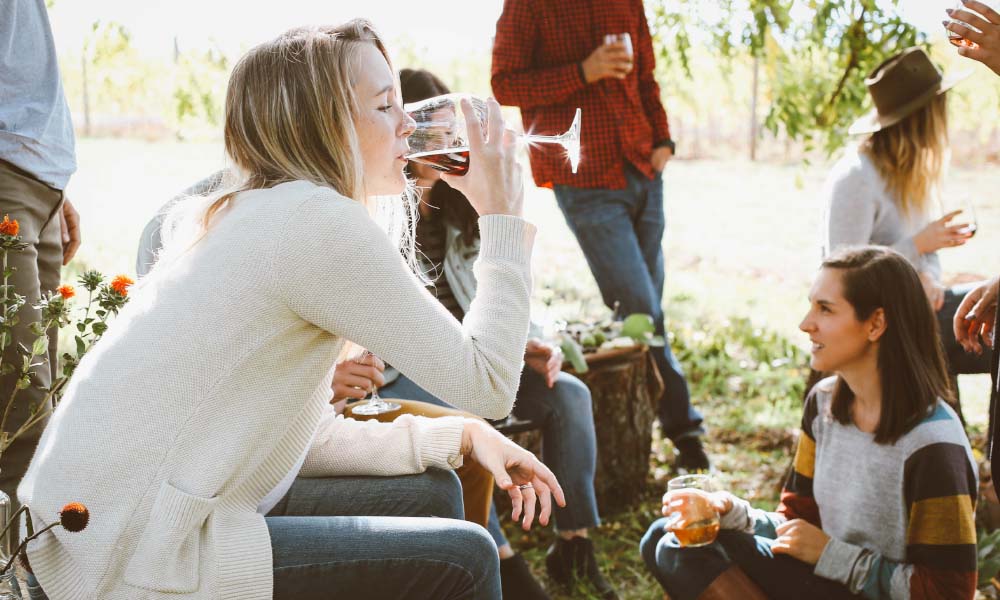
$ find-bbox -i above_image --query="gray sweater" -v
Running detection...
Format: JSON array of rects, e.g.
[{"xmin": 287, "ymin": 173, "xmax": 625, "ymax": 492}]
[{"xmin": 821, "ymin": 148, "xmax": 941, "ymax": 282}]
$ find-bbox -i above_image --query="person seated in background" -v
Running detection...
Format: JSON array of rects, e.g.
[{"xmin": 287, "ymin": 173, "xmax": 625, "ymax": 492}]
[
  {"xmin": 821, "ymin": 47, "xmax": 990, "ymax": 412},
  {"xmin": 23, "ymin": 20, "xmax": 563, "ymax": 600},
  {"xmin": 641, "ymin": 247, "xmax": 977, "ymax": 600},
  {"xmin": 346, "ymin": 67, "xmax": 613, "ymax": 600}
]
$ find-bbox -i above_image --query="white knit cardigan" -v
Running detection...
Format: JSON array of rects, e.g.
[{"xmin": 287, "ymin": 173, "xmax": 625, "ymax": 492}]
[{"xmin": 19, "ymin": 181, "xmax": 535, "ymax": 600}]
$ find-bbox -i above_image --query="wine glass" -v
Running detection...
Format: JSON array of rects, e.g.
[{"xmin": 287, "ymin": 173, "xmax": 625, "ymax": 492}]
[
  {"xmin": 603, "ymin": 32, "xmax": 634, "ymax": 62},
  {"xmin": 405, "ymin": 94, "xmax": 582, "ymax": 175},
  {"xmin": 663, "ymin": 474, "xmax": 721, "ymax": 548},
  {"xmin": 946, "ymin": 0, "xmax": 984, "ymax": 49},
  {"xmin": 350, "ymin": 350, "xmax": 401, "ymax": 416}
]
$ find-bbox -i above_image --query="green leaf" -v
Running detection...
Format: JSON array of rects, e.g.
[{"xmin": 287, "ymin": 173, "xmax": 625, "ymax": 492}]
[
  {"xmin": 76, "ymin": 322, "xmax": 85, "ymax": 332},
  {"xmin": 92, "ymin": 322, "xmax": 108, "ymax": 336},
  {"xmin": 75, "ymin": 335, "xmax": 86, "ymax": 356},
  {"xmin": 559, "ymin": 333, "xmax": 589, "ymax": 374},
  {"xmin": 31, "ymin": 335, "xmax": 48, "ymax": 357}
]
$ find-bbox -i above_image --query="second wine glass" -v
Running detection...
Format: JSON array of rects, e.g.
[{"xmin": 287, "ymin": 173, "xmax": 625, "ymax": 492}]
[
  {"xmin": 350, "ymin": 350, "xmax": 401, "ymax": 416},
  {"xmin": 405, "ymin": 94, "xmax": 581, "ymax": 176}
]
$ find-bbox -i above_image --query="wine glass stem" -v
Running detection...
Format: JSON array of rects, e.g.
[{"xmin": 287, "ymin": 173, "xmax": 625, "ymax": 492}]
[{"xmin": 522, "ymin": 133, "xmax": 564, "ymax": 145}]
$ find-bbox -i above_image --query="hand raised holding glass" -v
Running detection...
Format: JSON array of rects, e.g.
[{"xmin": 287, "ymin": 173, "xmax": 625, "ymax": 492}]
[
  {"xmin": 435, "ymin": 97, "xmax": 525, "ymax": 218},
  {"xmin": 946, "ymin": 0, "xmax": 1000, "ymax": 76}
]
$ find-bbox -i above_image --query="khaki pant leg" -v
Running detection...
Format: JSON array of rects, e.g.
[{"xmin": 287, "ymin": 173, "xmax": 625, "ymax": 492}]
[
  {"xmin": 346, "ymin": 399, "xmax": 495, "ymax": 528},
  {"xmin": 0, "ymin": 162, "xmax": 63, "ymax": 531}
]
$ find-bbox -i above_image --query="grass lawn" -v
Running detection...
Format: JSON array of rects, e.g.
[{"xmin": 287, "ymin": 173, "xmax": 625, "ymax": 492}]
[{"xmin": 66, "ymin": 138, "xmax": 1000, "ymax": 598}]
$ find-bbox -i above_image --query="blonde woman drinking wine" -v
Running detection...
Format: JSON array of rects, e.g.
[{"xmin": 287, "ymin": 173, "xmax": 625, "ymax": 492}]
[{"xmin": 19, "ymin": 20, "xmax": 563, "ymax": 600}]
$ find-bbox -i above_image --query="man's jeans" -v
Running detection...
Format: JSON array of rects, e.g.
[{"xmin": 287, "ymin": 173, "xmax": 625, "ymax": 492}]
[
  {"xmin": 27, "ymin": 470, "xmax": 499, "ymax": 600},
  {"xmin": 553, "ymin": 167, "xmax": 704, "ymax": 441},
  {"xmin": 381, "ymin": 369, "xmax": 600, "ymax": 548},
  {"xmin": 640, "ymin": 520, "xmax": 859, "ymax": 600}
]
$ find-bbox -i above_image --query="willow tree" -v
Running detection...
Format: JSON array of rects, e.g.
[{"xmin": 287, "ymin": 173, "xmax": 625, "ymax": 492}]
[{"xmin": 648, "ymin": 0, "xmax": 925, "ymax": 155}]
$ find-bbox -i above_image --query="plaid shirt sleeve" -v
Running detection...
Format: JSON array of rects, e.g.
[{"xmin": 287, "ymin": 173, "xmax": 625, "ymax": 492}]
[
  {"xmin": 635, "ymin": 2, "xmax": 670, "ymax": 144},
  {"xmin": 491, "ymin": 0, "xmax": 588, "ymax": 110}
]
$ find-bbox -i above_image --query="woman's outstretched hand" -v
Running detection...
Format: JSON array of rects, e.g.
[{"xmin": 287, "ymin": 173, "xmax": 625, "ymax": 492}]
[
  {"xmin": 461, "ymin": 419, "xmax": 566, "ymax": 530},
  {"xmin": 441, "ymin": 97, "xmax": 524, "ymax": 218}
]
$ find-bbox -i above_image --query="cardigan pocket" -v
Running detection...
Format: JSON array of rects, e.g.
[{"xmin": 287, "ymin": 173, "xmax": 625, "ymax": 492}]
[{"xmin": 123, "ymin": 480, "xmax": 220, "ymax": 593}]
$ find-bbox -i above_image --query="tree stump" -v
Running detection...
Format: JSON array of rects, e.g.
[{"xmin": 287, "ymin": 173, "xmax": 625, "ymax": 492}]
[
  {"xmin": 566, "ymin": 345, "xmax": 662, "ymax": 513},
  {"xmin": 497, "ymin": 345, "xmax": 662, "ymax": 519}
]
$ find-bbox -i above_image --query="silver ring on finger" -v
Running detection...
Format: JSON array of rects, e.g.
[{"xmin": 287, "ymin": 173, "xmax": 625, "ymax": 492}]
[{"xmin": 518, "ymin": 483, "xmax": 534, "ymax": 490}]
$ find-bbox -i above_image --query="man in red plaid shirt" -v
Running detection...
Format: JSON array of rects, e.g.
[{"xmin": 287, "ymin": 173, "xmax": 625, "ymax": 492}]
[{"xmin": 492, "ymin": 0, "xmax": 707, "ymax": 497}]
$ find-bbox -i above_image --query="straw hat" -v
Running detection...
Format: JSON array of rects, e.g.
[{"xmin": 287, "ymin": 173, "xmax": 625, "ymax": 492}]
[{"xmin": 848, "ymin": 47, "xmax": 971, "ymax": 136}]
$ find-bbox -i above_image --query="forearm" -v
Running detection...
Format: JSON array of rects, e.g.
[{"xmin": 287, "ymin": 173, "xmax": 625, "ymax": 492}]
[
  {"xmin": 301, "ymin": 407, "xmax": 465, "ymax": 477},
  {"xmin": 491, "ymin": 64, "xmax": 586, "ymax": 109}
]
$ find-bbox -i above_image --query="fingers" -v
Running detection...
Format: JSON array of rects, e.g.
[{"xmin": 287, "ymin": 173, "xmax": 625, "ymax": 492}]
[
  {"xmin": 61, "ymin": 200, "xmax": 81, "ymax": 265},
  {"xmin": 519, "ymin": 485, "xmax": 537, "ymax": 530},
  {"xmin": 535, "ymin": 461, "xmax": 566, "ymax": 507},
  {"xmin": 485, "ymin": 97, "xmax": 504, "ymax": 148},
  {"xmin": 940, "ymin": 209, "xmax": 963, "ymax": 224},
  {"xmin": 333, "ymin": 383, "xmax": 369, "ymax": 402},
  {"xmin": 965, "ymin": 0, "xmax": 1000, "ymax": 23},
  {"xmin": 534, "ymin": 479, "xmax": 553, "ymax": 526},
  {"xmin": 948, "ymin": 12, "xmax": 991, "ymax": 44},
  {"xmin": 460, "ymin": 97, "xmax": 485, "ymax": 154},
  {"xmin": 954, "ymin": 289, "xmax": 981, "ymax": 342}
]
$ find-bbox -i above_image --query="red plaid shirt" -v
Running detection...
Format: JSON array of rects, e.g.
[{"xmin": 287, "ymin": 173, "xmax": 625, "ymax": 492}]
[{"xmin": 491, "ymin": 0, "xmax": 671, "ymax": 190}]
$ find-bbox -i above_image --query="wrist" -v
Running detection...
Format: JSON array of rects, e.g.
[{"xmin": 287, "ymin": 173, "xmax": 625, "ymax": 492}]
[{"xmin": 460, "ymin": 419, "xmax": 489, "ymax": 455}]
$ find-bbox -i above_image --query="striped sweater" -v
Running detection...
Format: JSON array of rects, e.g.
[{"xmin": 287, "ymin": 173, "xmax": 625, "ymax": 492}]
[{"xmin": 726, "ymin": 376, "xmax": 977, "ymax": 599}]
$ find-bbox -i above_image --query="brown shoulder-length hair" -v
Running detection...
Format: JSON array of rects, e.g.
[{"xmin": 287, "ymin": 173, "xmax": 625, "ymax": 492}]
[
  {"xmin": 823, "ymin": 246, "xmax": 952, "ymax": 444},
  {"xmin": 399, "ymin": 68, "xmax": 480, "ymax": 247},
  {"xmin": 861, "ymin": 93, "xmax": 949, "ymax": 218}
]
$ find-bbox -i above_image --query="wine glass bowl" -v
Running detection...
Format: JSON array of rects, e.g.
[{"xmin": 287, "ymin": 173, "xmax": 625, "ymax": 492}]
[
  {"xmin": 405, "ymin": 94, "xmax": 582, "ymax": 175},
  {"xmin": 663, "ymin": 474, "xmax": 721, "ymax": 548},
  {"xmin": 946, "ymin": 0, "xmax": 984, "ymax": 48}
]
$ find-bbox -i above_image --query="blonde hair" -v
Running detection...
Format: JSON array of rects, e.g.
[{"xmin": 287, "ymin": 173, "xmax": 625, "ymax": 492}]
[
  {"xmin": 158, "ymin": 20, "xmax": 419, "ymax": 274},
  {"xmin": 862, "ymin": 93, "xmax": 949, "ymax": 217}
]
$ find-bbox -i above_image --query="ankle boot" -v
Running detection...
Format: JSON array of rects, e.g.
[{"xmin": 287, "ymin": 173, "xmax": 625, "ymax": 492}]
[
  {"xmin": 697, "ymin": 565, "xmax": 768, "ymax": 600},
  {"xmin": 500, "ymin": 553, "xmax": 550, "ymax": 600}
]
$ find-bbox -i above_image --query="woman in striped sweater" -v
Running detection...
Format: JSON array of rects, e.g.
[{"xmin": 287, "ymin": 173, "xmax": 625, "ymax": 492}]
[{"xmin": 640, "ymin": 246, "xmax": 977, "ymax": 599}]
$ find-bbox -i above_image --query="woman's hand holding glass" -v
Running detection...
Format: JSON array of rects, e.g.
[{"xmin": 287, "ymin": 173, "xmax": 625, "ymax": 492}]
[
  {"xmin": 954, "ymin": 275, "xmax": 999, "ymax": 354},
  {"xmin": 524, "ymin": 338, "xmax": 563, "ymax": 389},
  {"xmin": 946, "ymin": 0, "xmax": 1000, "ymax": 76},
  {"xmin": 461, "ymin": 419, "xmax": 566, "ymax": 530},
  {"xmin": 332, "ymin": 355, "xmax": 386, "ymax": 403},
  {"xmin": 913, "ymin": 210, "xmax": 973, "ymax": 253},
  {"xmin": 431, "ymin": 97, "xmax": 524, "ymax": 218}
]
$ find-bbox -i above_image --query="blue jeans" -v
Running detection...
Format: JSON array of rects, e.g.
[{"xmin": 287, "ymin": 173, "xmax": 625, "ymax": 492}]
[
  {"xmin": 380, "ymin": 369, "xmax": 600, "ymax": 547},
  {"xmin": 267, "ymin": 469, "xmax": 499, "ymax": 599},
  {"xmin": 23, "ymin": 470, "xmax": 498, "ymax": 600},
  {"xmin": 553, "ymin": 167, "xmax": 704, "ymax": 441},
  {"xmin": 640, "ymin": 519, "xmax": 859, "ymax": 600}
]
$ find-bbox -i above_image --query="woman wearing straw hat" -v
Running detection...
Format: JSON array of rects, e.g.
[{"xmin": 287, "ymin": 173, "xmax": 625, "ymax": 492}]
[{"xmin": 821, "ymin": 47, "xmax": 990, "ymax": 409}]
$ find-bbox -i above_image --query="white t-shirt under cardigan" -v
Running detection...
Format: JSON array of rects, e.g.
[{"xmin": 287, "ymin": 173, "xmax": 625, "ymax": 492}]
[{"xmin": 19, "ymin": 180, "xmax": 536, "ymax": 600}]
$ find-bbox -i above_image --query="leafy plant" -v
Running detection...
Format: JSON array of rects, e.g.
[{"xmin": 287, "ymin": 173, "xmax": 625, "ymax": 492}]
[
  {"xmin": 0, "ymin": 216, "xmax": 132, "ymax": 457},
  {"xmin": 648, "ymin": 0, "xmax": 925, "ymax": 155}
]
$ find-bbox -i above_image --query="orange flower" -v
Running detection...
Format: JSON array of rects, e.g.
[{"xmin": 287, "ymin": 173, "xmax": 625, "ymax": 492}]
[
  {"xmin": 57, "ymin": 285, "xmax": 75, "ymax": 299},
  {"xmin": 58, "ymin": 502, "xmax": 89, "ymax": 532},
  {"xmin": 0, "ymin": 215, "xmax": 19, "ymax": 237},
  {"xmin": 110, "ymin": 275, "xmax": 134, "ymax": 296}
]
